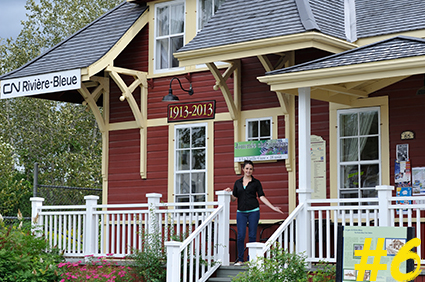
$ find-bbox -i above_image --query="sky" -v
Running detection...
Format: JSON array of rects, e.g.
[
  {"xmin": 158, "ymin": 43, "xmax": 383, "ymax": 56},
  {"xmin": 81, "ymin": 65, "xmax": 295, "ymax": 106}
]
[{"xmin": 0, "ymin": 0, "xmax": 31, "ymax": 39}]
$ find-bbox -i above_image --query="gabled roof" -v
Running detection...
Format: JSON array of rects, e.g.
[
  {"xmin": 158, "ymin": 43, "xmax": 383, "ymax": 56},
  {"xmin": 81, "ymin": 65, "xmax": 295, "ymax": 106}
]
[
  {"xmin": 258, "ymin": 36, "xmax": 425, "ymax": 105},
  {"xmin": 178, "ymin": 0, "xmax": 346, "ymax": 53},
  {"xmin": 267, "ymin": 36, "xmax": 425, "ymax": 75},
  {"xmin": 0, "ymin": 1, "xmax": 147, "ymax": 80}
]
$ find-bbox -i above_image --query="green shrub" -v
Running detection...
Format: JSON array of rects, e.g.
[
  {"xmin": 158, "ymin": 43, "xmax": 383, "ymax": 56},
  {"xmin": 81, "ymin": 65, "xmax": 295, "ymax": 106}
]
[
  {"xmin": 0, "ymin": 218, "xmax": 64, "ymax": 282},
  {"xmin": 232, "ymin": 247, "xmax": 309, "ymax": 282},
  {"xmin": 308, "ymin": 261, "xmax": 336, "ymax": 282}
]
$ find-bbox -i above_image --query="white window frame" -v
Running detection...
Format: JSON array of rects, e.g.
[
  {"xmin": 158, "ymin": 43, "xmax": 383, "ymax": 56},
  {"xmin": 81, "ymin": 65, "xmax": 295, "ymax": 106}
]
[
  {"xmin": 337, "ymin": 107, "xmax": 381, "ymax": 200},
  {"xmin": 174, "ymin": 123, "xmax": 208, "ymax": 204},
  {"xmin": 245, "ymin": 117, "xmax": 273, "ymax": 141},
  {"xmin": 154, "ymin": 0, "xmax": 186, "ymax": 74}
]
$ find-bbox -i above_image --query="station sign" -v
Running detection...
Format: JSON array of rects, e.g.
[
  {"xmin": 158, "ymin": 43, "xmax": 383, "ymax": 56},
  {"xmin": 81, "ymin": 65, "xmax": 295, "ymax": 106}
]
[{"xmin": 0, "ymin": 69, "xmax": 81, "ymax": 99}]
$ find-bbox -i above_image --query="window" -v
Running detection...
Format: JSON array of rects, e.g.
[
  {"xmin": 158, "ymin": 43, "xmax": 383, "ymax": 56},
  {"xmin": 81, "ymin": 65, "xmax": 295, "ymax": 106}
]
[
  {"xmin": 197, "ymin": 0, "xmax": 225, "ymax": 31},
  {"xmin": 155, "ymin": 1, "xmax": 185, "ymax": 71},
  {"xmin": 338, "ymin": 108, "xmax": 380, "ymax": 199},
  {"xmin": 175, "ymin": 123, "xmax": 207, "ymax": 204},
  {"xmin": 246, "ymin": 117, "xmax": 272, "ymax": 141}
]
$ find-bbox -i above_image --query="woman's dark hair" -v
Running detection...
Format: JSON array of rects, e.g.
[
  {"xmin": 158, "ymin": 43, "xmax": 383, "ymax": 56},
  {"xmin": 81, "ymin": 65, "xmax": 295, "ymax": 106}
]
[{"xmin": 243, "ymin": 160, "xmax": 254, "ymax": 168}]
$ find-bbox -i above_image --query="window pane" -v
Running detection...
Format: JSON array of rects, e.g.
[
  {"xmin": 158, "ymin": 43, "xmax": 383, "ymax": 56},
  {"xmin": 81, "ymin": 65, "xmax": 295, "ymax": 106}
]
[
  {"xmin": 248, "ymin": 121, "xmax": 258, "ymax": 139},
  {"xmin": 192, "ymin": 126, "xmax": 206, "ymax": 147},
  {"xmin": 191, "ymin": 172, "xmax": 205, "ymax": 193},
  {"xmin": 157, "ymin": 6, "xmax": 169, "ymax": 36},
  {"xmin": 360, "ymin": 111, "xmax": 378, "ymax": 135},
  {"xmin": 177, "ymin": 150, "xmax": 190, "ymax": 170},
  {"xmin": 176, "ymin": 174, "xmax": 190, "ymax": 194},
  {"xmin": 340, "ymin": 137, "xmax": 358, "ymax": 162},
  {"xmin": 361, "ymin": 189, "xmax": 378, "ymax": 198},
  {"xmin": 170, "ymin": 4, "xmax": 184, "ymax": 34},
  {"xmin": 340, "ymin": 189, "xmax": 360, "ymax": 199},
  {"xmin": 340, "ymin": 165, "xmax": 359, "ymax": 188},
  {"xmin": 360, "ymin": 137, "xmax": 378, "ymax": 160},
  {"xmin": 193, "ymin": 195, "xmax": 206, "ymax": 202},
  {"xmin": 156, "ymin": 38, "xmax": 169, "ymax": 69},
  {"xmin": 192, "ymin": 149, "xmax": 205, "ymax": 169},
  {"xmin": 171, "ymin": 36, "xmax": 183, "ymax": 68},
  {"xmin": 199, "ymin": 0, "xmax": 212, "ymax": 29},
  {"xmin": 360, "ymin": 164, "xmax": 379, "ymax": 188},
  {"xmin": 176, "ymin": 195, "xmax": 190, "ymax": 203},
  {"xmin": 214, "ymin": 0, "xmax": 224, "ymax": 12},
  {"xmin": 260, "ymin": 120, "xmax": 271, "ymax": 137},
  {"xmin": 340, "ymin": 113, "xmax": 358, "ymax": 137},
  {"xmin": 177, "ymin": 128, "xmax": 190, "ymax": 148}
]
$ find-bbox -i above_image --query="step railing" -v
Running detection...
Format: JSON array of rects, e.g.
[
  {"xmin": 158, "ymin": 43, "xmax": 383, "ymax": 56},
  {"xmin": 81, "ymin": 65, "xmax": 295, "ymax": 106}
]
[
  {"xmin": 249, "ymin": 185, "xmax": 425, "ymax": 265},
  {"xmin": 165, "ymin": 191, "xmax": 231, "ymax": 282},
  {"xmin": 30, "ymin": 192, "xmax": 231, "ymax": 261}
]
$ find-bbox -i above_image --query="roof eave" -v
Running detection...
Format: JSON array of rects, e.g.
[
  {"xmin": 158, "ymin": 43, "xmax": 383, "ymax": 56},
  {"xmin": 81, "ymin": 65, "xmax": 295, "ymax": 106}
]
[
  {"xmin": 175, "ymin": 32, "xmax": 357, "ymax": 66},
  {"xmin": 257, "ymin": 55, "xmax": 425, "ymax": 93}
]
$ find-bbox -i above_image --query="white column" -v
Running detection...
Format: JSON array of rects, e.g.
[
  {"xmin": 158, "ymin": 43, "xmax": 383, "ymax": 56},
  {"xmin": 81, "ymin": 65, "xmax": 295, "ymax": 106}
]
[
  {"xmin": 30, "ymin": 197, "xmax": 44, "ymax": 235},
  {"xmin": 166, "ymin": 241, "xmax": 182, "ymax": 282},
  {"xmin": 216, "ymin": 190, "xmax": 231, "ymax": 266},
  {"xmin": 146, "ymin": 193, "xmax": 162, "ymax": 236},
  {"xmin": 376, "ymin": 185, "xmax": 394, "ymax": 227},
  {"xmin": 296, "ymin": 87, "xmax": 312, "ymax": 257},
  {"xmin": 84, "ymin": 195, "xmax": 99, "ymax": 256},
  {"xmin": 247, "ymin": 242, "xmax": 265, "ymax": 267}
]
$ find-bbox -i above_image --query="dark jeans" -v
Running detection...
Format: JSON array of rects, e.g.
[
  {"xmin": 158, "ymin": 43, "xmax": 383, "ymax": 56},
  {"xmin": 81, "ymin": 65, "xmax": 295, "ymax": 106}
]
[{"xmin": 236, "ymin": 210, "xmax": 260, "ymax": 262}]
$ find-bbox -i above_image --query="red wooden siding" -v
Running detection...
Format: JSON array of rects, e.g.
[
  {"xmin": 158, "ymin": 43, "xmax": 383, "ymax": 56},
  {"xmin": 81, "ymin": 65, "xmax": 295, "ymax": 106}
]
[
  {"xmin": 108, "ymin": 126, "xmax": 169, "ymax": 204},
  {"xmin": 371, "ymin": 74, "xmax": 425, "ymax": 188}
]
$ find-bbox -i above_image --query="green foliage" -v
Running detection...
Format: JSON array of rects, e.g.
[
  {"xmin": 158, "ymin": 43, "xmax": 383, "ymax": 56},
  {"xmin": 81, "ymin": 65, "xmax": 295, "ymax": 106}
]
[
  {"xmin": 125, "ymin": 228, "xmax": 167, "ymax": 282},
  {"xmin": 0, "ymin": 0, "xmax": 122, "ymax": 213},
  {"xmin": 232, "ymin": 248, "xmax": 309, "ymax": 282},
  {"xmin": 0, "ymin": 219, "xmax": 64, "ymax": 282},
  {"xmin": 308, "ymin": 261, "xmax": 336, "ymax": 282}
]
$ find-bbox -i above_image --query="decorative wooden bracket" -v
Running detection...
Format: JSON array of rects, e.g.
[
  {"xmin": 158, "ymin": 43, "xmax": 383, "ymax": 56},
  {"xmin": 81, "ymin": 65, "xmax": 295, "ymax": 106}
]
[
  {"xmin": 206, "ymin": 61, "xmax": 241, "ymax": 174},
  {"xmin": 105, "ymin": 65, "xmax": 148, "ymax": 179}
]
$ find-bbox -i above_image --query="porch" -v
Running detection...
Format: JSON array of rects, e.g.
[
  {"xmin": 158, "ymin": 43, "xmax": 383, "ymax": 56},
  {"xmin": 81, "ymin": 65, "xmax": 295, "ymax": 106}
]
[{"xmin": 30, "ymin": 186, "xmax": 425, "ymax": 282}]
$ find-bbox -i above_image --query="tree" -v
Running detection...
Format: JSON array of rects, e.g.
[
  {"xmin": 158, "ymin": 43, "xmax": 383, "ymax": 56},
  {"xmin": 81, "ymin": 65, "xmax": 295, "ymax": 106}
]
[{"xmin": 0, "ymin": 0, "xmax": 122, "ymax": 215}]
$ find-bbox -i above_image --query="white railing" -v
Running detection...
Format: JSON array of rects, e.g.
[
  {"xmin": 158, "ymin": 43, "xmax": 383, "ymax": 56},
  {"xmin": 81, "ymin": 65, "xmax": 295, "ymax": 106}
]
[
  {"xmin": 166, "ymin": 191, "xmax": 231, "ymax": 282},
  {"xmin": 31, "ymin": 192, "xmax": 231, "ymax": 282},
  {"xmin": 249, "ymin": 185, "xmax": 425, "ymax": 265}
]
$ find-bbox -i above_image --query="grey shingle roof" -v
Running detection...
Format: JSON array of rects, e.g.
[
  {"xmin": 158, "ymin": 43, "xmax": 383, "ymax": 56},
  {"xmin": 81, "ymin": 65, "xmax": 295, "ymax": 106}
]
[
  {"xmin": 356, "ymin": 0, "xmax": 425, "ymax": 38},
  {"xmin": 0, "ymin": 2, "xmax": 147, "ymax": 80},
  {"xmin": 267, "ymin": 36, "xmax": 425, "ymax": 75},
  {"xmin": 310, "ymin": 0, "xmax": 345, "ymax": 40},
  {"xmin": 178, "ymin": 0, "xmax": 307, "ymax": 53}
]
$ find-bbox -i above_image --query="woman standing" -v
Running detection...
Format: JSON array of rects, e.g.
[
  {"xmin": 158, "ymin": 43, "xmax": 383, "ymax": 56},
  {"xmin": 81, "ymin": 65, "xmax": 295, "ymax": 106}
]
[{"xmin": 224, "ymin": 160, "xmax": 284, "ymax": 265}]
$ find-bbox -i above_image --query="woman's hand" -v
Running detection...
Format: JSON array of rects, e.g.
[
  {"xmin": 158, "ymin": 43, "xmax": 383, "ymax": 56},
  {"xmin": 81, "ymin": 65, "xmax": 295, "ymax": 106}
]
[{"xmin": 224, "ymin": 187, "xmax": 232, "ymax": 192}]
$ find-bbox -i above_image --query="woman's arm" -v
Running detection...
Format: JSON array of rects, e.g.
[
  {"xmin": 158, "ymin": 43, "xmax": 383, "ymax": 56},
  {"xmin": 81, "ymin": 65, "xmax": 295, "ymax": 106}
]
[
  {"xmin": 260, "ymin": 196, "xmax": 284, "ymax": 214},
  {"xmin": 224, "ymin": 187, "xmax": 237, "ymax": 202}
]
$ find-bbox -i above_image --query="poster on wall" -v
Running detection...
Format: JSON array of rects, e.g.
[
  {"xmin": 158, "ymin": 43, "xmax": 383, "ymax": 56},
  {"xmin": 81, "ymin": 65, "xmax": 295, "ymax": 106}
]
[
  {"xmin": 395, "ymin": 160, "xmax": 411, "ymax": 183},
  {"xmin": 412, "ymin": 167, "xmax": 425, "ymax": 195},
  {"xmin": 396, "ymin": 144, "xmax": 409, "ymax": 162},
  {"xmin": 310, "ymin": 135, "xmax": 326, "ymax": 199},
  {"xmin": 234, "ymin": 139, "xmax": 288, "ymax": 162}
]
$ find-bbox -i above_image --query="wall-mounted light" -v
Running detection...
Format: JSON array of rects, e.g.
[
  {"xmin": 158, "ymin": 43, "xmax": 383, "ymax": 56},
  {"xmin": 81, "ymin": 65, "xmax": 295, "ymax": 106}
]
[{"xmin": 162, "ymin": 77, "xmax": 194, "ymax": 101}]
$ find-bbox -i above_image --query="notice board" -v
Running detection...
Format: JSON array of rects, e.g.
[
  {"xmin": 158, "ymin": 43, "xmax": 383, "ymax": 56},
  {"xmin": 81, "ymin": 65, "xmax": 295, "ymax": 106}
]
[{"xmin": 336, "ymin": 226, "xmax": 414, "ymax": 282}]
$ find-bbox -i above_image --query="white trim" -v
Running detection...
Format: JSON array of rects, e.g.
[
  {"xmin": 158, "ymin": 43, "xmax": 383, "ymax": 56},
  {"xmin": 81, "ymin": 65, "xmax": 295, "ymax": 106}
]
[
  {"xmin": 245, "ymin": 116, "xmax": 273, "ymax": 141},
  {"xmin": 174, "ymin": 122, "xmax": 208, "ymax": 204},
  {"xmin": 337, "ymin": 107, "xmax": 381, "ymax": 199},
  {"xmin": 153, "ymin": 0, "xmax": 186, "ymax": 74}
]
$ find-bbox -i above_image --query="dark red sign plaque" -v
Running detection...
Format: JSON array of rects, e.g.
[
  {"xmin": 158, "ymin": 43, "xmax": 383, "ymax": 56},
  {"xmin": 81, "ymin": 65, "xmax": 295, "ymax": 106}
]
[{"xmin": 167, "ymin": 100, "xmax": 216, "ymax": 122}]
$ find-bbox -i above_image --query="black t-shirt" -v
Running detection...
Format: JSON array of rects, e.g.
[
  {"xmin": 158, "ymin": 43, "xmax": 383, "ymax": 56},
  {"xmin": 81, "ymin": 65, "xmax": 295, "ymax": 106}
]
[{"xmin": 232, "ymin": 176, "xmax": 265, "ymax": 211}]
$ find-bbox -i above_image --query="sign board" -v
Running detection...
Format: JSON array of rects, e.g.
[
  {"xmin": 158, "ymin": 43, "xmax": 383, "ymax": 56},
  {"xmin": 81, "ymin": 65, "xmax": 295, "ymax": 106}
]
[
  {"xmin": 336, "ymin": 226, "xmax": 414, "ymax": 282},
  {"xmin": 311, "ymin": 135, "xmax": 326, "ymax": 199},
  {"xmin": 0, "ymin": 69, "xmax": 81, "ymax": 99},
  {"xmin": 167, "ymin": 100, "xmax": 215, "ymax": 122},
  {"xmin": 234, "ymin": 139, "xmax": 288, "ymax": 162}
]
